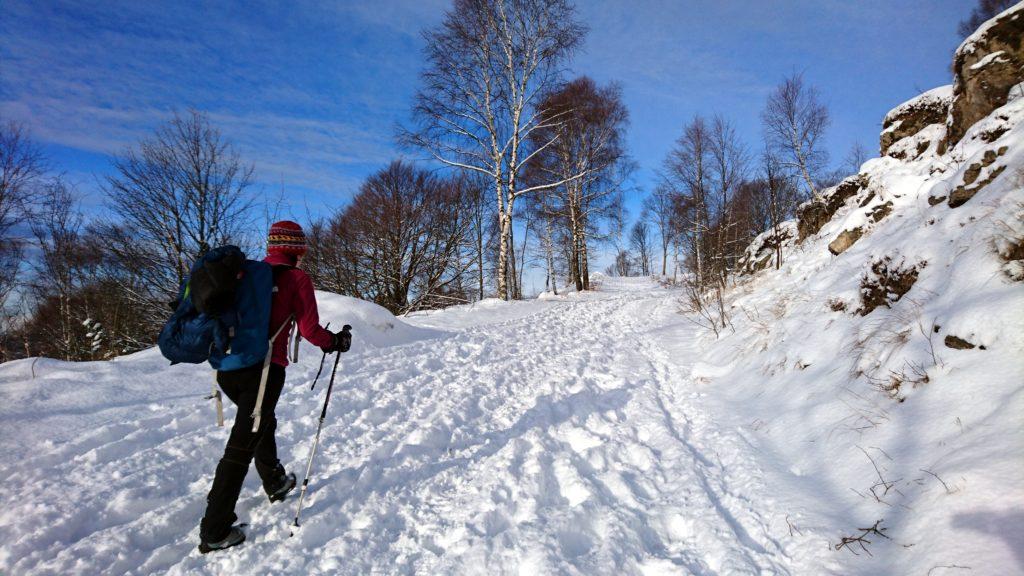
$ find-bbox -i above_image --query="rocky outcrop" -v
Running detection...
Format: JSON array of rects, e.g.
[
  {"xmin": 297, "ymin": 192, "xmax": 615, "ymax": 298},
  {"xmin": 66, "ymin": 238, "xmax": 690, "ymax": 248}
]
[
  {"xmin": 948, "ymin": 145, "xmax": 1009, "ymax": 207},
  {"xmin": 737, "ymin": 222, "xmax": 796, "ymax": 275},
  {"xmin": 826, "ymin": 199, "xmax": 892, "ymax": 256},
  {"xmin": 737, "ymin": 7, "xmax": 1022, "ymax": 280},
  {"xmin": 796, "ymin": 174, "xmax": 870, "ymax": 241},
  {"xmin": 945, "ymin": 4, "xmax": 1024, "ymax": 149},
  {"xmin": 880, "ymin": 86, "xmax": 951, "ymax": 157}
]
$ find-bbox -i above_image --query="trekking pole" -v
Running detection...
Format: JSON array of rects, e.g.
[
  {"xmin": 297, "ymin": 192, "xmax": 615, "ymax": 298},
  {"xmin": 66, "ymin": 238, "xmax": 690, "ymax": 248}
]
[
  {"xmin": 291, "ymin": 344, "xmax": 344, "ymax": 535},
  {"xmin": 309, "ymin": 323, "xmax": 330, "ymax": 391}
]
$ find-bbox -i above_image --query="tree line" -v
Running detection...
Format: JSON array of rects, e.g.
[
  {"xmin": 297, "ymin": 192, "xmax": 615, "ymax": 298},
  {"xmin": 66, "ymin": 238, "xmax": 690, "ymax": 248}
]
[
  {"xmin": 3, "ymin": 0, "xmax": 907, "ymax": 361},
  {"xmin": 628, "ymin": 72, "xmax": 837, "ymax": 335},
  {"xmin": 0, "ymin": 111, "xmax": 257, "ymax": 362}
]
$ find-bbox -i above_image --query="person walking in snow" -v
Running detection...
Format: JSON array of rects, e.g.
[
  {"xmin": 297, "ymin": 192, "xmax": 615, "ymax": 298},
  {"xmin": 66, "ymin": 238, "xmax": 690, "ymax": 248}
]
[{"xmin": 198, "ymin": 220, "xmax": 351, "ymax": 553}]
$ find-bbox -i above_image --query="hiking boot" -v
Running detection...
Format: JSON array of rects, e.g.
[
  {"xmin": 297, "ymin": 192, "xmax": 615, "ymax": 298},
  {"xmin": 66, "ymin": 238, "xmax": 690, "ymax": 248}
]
[
  {"xmin": 267, "ymin": 471, "xmax": 297, "ymax": 503},
  {"xmin": 198, "ymin": 525, "xmax": 246, "ymax": 554}
]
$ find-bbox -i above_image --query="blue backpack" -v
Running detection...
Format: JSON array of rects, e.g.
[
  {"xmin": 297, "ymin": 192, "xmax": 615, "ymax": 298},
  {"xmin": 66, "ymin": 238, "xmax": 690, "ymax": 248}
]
[{"xmin": 158, "ymin": 246, "xmax": 289, "ymax": 430}]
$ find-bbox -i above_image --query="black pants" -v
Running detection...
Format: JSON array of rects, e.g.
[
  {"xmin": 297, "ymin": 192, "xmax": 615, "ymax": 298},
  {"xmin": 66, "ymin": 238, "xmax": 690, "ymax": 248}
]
[{"xmin": 200, "ymin": 363, "xmax": 286, "ymax": 542}]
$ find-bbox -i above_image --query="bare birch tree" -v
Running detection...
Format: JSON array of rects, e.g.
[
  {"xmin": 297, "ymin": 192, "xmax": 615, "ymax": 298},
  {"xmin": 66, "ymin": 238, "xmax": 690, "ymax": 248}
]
[
  {"xmin": 761, "ymin": 73, "xmax": 830, "ymax": 200},
  {"xmin": 28, "ymin": 180, "xmax": 90, "ymax": 360},
  {"xmin": 642, "ymin": 186, "xmax": 674, "ymax": 276},
  {"xmin": 403, "ymin": 0, "xmax": 586, "ymax": 300},
  {"xmin": 708, "ymin": 114, "xmax": 748, "ymax": 281},
  {"xmin": 662, "ymin": 116, "xmax": 713, "ymax": 286},
  {"xmin": 460, "ymin": 172, "xmax": 494, "ymax": 300}
]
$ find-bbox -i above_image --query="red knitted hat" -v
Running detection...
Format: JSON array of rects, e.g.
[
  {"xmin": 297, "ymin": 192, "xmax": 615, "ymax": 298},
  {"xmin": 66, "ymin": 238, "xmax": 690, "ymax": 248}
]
[{"xmin": 267, "ymin": 220, "xmax": 307, "ymax": 256}]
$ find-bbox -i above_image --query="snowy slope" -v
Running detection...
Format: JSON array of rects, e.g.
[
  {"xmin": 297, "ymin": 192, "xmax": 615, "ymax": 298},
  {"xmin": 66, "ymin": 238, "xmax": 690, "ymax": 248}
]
[
  {"xmin": 2, "ymin": 265, "xmax": 1020, "ymax": 574},
  {"xmin": 696, "ymin": 77, "xmax": 1024, "ymax": 572},
  {"xmin": 0, "ymin": 279, "xmax": 795, "ymax": 575}
]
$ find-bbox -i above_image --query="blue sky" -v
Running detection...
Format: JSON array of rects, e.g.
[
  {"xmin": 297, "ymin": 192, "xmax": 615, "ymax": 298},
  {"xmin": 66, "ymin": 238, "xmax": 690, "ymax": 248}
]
[{"xmin": 2, "ymin": 0, "xmax": 970, "ymax": 244}]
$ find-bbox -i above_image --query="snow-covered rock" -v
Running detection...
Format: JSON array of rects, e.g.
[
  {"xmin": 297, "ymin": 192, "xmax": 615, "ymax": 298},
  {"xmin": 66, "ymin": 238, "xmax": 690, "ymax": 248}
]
[
  {"xmin": 796, "ymin": 173, "xmax": 871, "ymax": 241},
  {"xmin": 737, "ymin": 221, "xmax": 797, "ymax": 275},
  {"xmin": 880, "ymin": 85, "xmax": 951, "ymax": 157},
  {"xmin": 946, "ymin": 2, "xmax": 1024, "ymax": 147}
]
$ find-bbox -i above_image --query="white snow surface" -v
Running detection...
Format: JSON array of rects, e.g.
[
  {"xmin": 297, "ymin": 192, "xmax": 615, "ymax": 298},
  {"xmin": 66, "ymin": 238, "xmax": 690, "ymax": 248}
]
[
  {"xmin": 882, "ymin": 84, "xmax": 953, "ymax": 126},
  {"xmin": 2, "ymin": 101, "xmax": 1024, "ymax": 576}
]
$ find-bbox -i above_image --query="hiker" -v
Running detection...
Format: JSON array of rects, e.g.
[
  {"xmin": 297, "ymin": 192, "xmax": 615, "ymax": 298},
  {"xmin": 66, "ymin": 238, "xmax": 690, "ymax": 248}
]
[{"xmin": 198, "ymin": 220, "xmax": 351, "ymax": 553}]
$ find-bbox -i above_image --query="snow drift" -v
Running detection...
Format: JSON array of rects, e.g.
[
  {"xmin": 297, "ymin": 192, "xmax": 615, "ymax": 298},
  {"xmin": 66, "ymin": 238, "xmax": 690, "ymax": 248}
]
[{"xmin": 314, "ymin": 292, "xmax": 440, "ymax": 350}]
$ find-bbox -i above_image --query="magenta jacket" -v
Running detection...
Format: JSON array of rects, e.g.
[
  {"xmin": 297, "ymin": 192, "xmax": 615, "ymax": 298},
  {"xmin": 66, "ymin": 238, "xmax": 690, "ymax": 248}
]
[{"xmin": 263, "ymin": 253, "xmax": 334, "ymax": 367}]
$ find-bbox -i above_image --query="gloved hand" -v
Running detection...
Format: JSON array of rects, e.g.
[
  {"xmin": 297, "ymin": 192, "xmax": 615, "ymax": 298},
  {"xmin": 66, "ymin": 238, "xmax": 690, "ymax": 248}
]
[
  {"xmin": 336, "ymin": 325, "xmax": 352, "ymax": 353},
  {"xmin": 323, "ymin": 325, "xmax": 352, "ymax": 353}
]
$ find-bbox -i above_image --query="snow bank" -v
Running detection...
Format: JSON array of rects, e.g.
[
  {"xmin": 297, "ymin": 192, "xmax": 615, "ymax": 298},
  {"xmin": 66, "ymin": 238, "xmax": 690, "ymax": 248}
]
[
  {"xmin": 315, "ymin": 291, "xmax": 440, "ymax": 350},
  {"xmin": 403, "ymin": 297, "xmax": 555, "ymax": 330},
  {"xmin": 682, "ymin": 88, "xmax": 1024, "ymax": 573}
]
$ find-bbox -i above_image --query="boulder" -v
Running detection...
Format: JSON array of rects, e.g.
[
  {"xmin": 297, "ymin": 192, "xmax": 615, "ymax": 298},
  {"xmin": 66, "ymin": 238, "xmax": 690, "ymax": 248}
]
[
  {"xmin": 944, "ymin": 335, "xmax": 977, "ymax": 350},
  {"xmin": 869, "ymin": 201, "xmax": 893, "ymax": 222},
  {"xmin": 945, "ymin": 4, "xmax": 1024, "ymax": 149},
  {"xmin": 828, "ymin": 228, "xmax": 863, "ymax": 255},
  {"xmin": 880, "ymin": 86, "xmax": 951, "ymax": 157}
]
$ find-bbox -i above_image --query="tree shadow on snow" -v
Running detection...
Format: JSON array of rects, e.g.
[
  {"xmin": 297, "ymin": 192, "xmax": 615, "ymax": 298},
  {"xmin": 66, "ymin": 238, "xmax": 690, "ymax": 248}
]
[{"xmin": 952, "ymin": 508, "xmax": 1024, "ymax": 570}]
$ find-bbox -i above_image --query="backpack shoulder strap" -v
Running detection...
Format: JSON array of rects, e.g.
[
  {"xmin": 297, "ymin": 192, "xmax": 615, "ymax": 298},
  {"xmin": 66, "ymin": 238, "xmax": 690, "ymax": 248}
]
[{"xmin": 250, "ymin": 314, "xmax": 294, "ymax": 433}]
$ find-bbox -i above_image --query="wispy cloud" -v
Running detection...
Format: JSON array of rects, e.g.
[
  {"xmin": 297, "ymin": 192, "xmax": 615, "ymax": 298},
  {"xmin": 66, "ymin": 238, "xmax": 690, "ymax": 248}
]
[
  {"xmin": 1, "ymin": 0, "xmax": 969, "ymax": 213},
  {"xmin": 0, "ymin": 0, "xmax": 442, "ymax": 202}
]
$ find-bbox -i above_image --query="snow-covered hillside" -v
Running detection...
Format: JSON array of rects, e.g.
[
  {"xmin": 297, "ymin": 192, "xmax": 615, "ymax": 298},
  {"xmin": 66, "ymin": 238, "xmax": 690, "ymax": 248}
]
[
  {"xmin": 3, "ymin": 7, "xmax": 1023, "ymax": 576},
  {"xmin": 1, "ymin": 266, "xmax": 1021, "ymax": 575}
]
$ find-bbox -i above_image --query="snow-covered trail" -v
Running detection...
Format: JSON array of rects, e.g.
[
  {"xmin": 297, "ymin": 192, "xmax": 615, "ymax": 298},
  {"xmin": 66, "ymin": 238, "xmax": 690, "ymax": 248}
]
[{"xmin": 1, "ymin": 278, "xmax": 818, "ymax": 575}]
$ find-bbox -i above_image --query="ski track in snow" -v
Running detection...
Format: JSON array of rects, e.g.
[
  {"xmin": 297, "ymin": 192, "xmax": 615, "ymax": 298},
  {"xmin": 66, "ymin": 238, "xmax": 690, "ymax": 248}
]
[{"xmin": 0, "ymin": 278, "xmax": 804, "ymax": 575}]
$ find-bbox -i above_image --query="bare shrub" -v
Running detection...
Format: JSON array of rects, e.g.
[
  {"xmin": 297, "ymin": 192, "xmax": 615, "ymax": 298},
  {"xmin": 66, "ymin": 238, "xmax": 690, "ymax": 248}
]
[
  {"xmin": 858, "ymin": 257, "xmax": 926, "ymax": 315},
  {"xmin": 680, "ymin": 277, "xmax": 731, "ymax": 337},
  {"xmin": 993, "ymin": 197, "xmax": 1024, "ymax": 281},
  {"xmin": 827, "ymin": 297, "xmax": 847, "ymax": 312}
]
